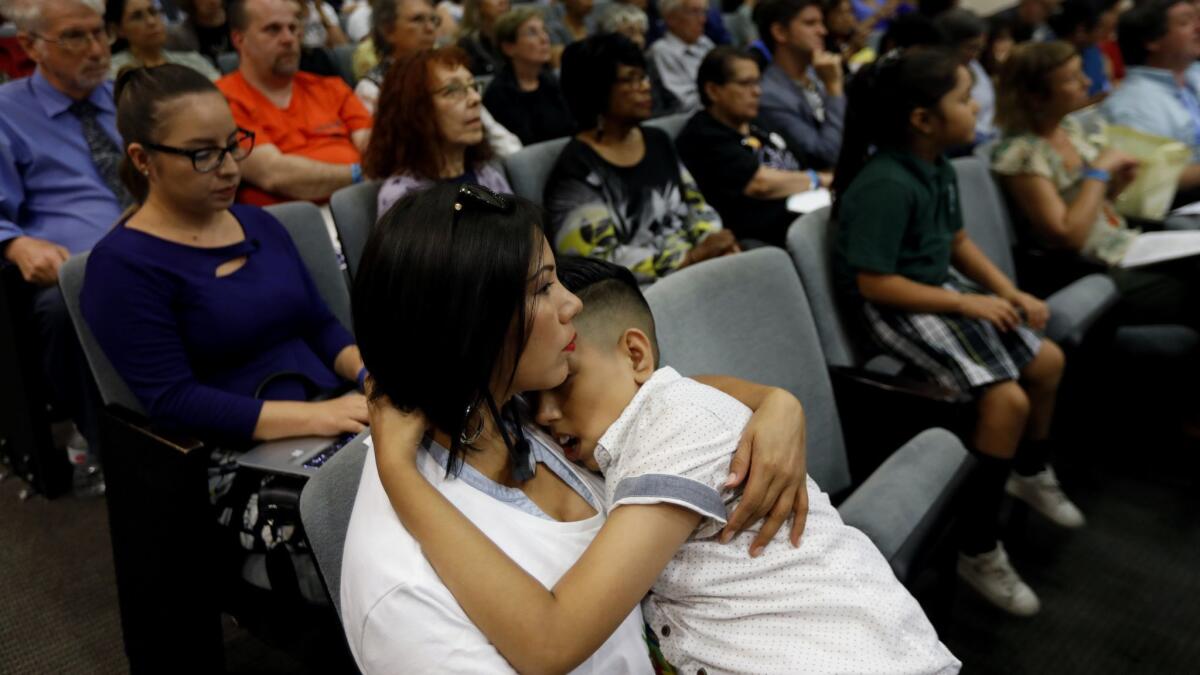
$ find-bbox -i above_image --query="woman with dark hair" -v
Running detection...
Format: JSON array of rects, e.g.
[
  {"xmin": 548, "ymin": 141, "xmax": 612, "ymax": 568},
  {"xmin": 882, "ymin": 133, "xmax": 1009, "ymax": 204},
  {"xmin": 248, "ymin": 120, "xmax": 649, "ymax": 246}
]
[
  {"xmin": 340, "ymin": 182, "xmax": 811, "ymax": 672},
  {"xmin": 833, "ymin": 48, "xmax": 1072, "ymax": 617},
  {"xmin": 545, "ymin": 33, "xmax": 737, "ymax": 283},
  {"xmin": 85, "ymin": 65, "xmax": 366, "ymax": 442},
  {"xmin": 457, "ymin": 0, "xmax": 511, "ymax": 76},
  {"xmin": 106, "ymin": 0, "xmax": 220, "ymax": 80},
  {"xmin": 166, "ymin": 0, "xmax": 231, "ymax": 68},
  {"xmin": 481, "ymin": 6, "xmax": 576, "ymax": 144},
  {"xmin": 84, "ymin": 64, "xmax": 368, "ymax": 443},
  {"xmin": 81, "ymin": 64, "xmax": 368, "ymax": 578},
  {"xmin": 365, "ymin": 47, "xmax": 512, "ymax": 213}
]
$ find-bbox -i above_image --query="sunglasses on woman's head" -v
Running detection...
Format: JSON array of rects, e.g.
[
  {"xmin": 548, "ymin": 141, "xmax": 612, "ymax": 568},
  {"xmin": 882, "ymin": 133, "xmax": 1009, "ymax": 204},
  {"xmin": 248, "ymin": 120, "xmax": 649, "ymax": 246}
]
[{"xmin": 453, "ymin": 184, "xmax": 514, "ymax": 222}]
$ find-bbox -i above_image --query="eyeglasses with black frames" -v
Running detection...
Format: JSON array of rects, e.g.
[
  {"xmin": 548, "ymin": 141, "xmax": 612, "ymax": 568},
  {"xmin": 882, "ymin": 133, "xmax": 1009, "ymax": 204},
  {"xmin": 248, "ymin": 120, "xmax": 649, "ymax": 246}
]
[{"xmin": 142, "ymin": 129, "xmax": 256, "ymax": 173}]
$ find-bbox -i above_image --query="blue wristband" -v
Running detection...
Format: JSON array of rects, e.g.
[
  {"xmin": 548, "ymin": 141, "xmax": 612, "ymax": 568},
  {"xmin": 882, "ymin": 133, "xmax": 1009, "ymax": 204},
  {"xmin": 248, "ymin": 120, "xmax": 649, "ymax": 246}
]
[
  {"xmin": 351, "ymin": 163, "xmax": 364, "ymax": 184},
  {"xmin": 1081, "ymin": 166, "xmax": 1110, "ymax": 183},
  {"xmin": 356, "ymin": 366, "xmax": 369, "ymax": 392},
  {"xmin": 806, "ymin": 169, "xmax": 820, "ymax": 190}
]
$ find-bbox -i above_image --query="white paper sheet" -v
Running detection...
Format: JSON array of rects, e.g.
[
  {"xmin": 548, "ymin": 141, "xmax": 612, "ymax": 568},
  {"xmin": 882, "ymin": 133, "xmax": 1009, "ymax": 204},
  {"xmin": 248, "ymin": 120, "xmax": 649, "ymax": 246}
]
[
  {"xmin": 786, "ymin": 188, "xmax": 832, "ymax": 214},
  {"xmin": 1118, "ymin": 230, "xmax": 1200, "ymax": 268},
  {"xmin": 1169, "ymin": 200, "xmax": 1200, "ymax": 217}
]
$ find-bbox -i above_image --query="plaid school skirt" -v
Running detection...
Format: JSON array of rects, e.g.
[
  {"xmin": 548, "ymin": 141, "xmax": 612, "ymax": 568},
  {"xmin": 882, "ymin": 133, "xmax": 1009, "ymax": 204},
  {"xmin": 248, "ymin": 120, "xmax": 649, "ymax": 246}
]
[{"xmin": 861, "ymin": 278, "xmax": 1044, "ymax": 393}]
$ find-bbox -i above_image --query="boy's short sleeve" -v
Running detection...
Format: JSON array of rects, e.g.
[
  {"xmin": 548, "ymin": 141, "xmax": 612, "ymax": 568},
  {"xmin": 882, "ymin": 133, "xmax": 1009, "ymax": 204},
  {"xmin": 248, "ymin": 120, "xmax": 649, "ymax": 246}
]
[
  {"xmin": 600, "ymin": 375, "xmax": 751, "ymax": 538},
  {"xmin": 837, "ymin": 177, "xmax": 914, "ymax": 276}
]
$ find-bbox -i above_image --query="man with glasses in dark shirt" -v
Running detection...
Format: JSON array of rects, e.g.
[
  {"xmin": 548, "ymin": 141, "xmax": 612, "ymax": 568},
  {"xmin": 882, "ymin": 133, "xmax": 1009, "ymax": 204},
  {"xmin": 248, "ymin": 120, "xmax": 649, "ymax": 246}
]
[{"xmin": 677, "ymin": 46, "xmax": 829, "ymax": 247}]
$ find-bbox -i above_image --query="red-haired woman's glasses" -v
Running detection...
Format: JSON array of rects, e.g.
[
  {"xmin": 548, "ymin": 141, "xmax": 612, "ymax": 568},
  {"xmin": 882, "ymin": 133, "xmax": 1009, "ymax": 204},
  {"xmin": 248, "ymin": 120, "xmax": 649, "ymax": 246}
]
[{"xmin": 434, "ymin": 80, "xmax": 485, "ymax": 100}]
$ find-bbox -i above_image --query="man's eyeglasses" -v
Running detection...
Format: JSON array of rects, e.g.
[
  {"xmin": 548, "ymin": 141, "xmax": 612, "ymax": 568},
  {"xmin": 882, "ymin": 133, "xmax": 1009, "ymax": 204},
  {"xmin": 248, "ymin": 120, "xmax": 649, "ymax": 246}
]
[
  {"xmin": 33, "ymin": 27, "xmax": 110, "ymax": 53},
  {"xmin": 434, "ymin": 79, "xmax": 484, "ymax": 100},
  {"xmin": 143, "ymin": 129, "xmax": 256, "ymax": 173}
]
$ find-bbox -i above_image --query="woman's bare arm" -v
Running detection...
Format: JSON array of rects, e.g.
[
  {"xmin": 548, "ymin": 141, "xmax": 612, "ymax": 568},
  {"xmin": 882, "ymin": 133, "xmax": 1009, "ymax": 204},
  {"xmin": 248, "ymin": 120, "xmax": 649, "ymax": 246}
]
[
  {"xmin": 950, "ymin": 231, "xmax": 1018, "ymax": 299},
  {"xmin": 370, "ymin": 403, "xmax": 699, "ymax": 675},
  {"xmin": 1002, "ymin": 173, "xmax": 1104, "ymax": 251}
]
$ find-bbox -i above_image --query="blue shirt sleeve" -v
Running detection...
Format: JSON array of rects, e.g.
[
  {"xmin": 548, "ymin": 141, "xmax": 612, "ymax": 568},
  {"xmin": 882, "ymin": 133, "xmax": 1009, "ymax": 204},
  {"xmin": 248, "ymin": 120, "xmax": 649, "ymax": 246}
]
[
  {"xmin": 80, "ymin": 242, "xmax": 265, "ymax": 440},
  {"xmin": 0, "ymin": 123, "xmax": 26, "ymax": 246}
]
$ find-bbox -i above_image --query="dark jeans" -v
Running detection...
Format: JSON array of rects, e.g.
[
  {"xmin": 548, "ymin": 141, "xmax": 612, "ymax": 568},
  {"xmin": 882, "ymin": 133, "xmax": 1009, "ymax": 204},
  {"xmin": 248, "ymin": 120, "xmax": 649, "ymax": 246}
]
[
  {"xmin": 1110, "ymin": 256, "xmax": 1200, "ymax": 330},
  {"xmin": 33, "ymin": 284, "xmax": 103, "ymax": 458}
]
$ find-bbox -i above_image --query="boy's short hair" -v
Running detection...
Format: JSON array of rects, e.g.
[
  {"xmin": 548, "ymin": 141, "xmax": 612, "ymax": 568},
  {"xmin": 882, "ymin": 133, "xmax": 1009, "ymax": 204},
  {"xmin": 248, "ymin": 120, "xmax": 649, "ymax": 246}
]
[{"xmin": 556, "ymin": 256, "xmax": 661, "ymax": 364}]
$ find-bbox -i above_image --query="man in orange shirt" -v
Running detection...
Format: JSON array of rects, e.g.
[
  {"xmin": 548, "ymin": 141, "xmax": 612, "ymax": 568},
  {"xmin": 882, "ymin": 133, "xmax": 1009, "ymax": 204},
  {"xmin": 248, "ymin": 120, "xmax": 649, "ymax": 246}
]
[{"xmin": 218, "ymin": 0, "xmax": 372, "ymax": 206}]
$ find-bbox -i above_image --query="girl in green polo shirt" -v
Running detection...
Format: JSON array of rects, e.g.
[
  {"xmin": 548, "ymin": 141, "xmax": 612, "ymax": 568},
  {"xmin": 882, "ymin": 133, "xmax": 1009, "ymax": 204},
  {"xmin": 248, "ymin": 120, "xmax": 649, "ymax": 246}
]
[{"xmin": 831, "ymin": 48, "xmax": 1080, "ymax": 618}]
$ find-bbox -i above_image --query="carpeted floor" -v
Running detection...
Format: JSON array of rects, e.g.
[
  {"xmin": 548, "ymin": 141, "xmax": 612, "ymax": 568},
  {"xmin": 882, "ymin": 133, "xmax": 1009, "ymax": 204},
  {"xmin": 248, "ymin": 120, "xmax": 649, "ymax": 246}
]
[
  {"xmin": 0, "ymin": 472, "xmax": 348, "ymax": 675},
  {"xmin": 1, "ymin": 428, "xmax": 1196, "ymax": 674},
  {"xmin": 939, "ymin": 433, "xmax": 1200, "ymax": 674}
]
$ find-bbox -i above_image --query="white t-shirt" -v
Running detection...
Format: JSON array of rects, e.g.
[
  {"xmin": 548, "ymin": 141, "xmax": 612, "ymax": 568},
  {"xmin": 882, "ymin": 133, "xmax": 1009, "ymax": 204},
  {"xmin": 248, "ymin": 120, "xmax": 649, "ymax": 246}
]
[
  {"xmin": 340, "ymin": 430, "xmax": 653, "ymax": 674},
  {"xmin": 596, "ymin": 367, "xmax": 962, "ymax": 675}
]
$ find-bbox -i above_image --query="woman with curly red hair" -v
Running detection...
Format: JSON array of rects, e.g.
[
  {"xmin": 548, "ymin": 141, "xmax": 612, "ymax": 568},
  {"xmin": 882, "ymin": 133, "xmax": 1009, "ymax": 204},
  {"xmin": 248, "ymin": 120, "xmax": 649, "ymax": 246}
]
[{"xmin": 364, "ymin": 46, "xmax": 512, "ymax": 214}]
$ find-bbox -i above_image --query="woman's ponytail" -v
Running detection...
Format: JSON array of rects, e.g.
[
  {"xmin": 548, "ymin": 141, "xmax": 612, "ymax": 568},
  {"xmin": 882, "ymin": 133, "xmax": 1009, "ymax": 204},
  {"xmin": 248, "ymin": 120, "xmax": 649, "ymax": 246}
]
[{"xmin": 831, "ymin": 47, "xmax": 962, "ymax": 217}]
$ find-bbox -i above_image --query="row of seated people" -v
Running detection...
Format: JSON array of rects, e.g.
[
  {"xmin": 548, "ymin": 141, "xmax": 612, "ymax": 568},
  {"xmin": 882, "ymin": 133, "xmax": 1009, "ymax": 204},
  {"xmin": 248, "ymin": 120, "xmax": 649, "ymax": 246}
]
[
  {"xmin": 60, "ymin": 58, "xmax": 965, "ymax": 671},
  {"xmin": 2, "ymin": 0, "xmax": 1200, "ymax": 639},
  {"xmin": 45, "ymin": 40, "xmax": 1174, "ymax": 673}
]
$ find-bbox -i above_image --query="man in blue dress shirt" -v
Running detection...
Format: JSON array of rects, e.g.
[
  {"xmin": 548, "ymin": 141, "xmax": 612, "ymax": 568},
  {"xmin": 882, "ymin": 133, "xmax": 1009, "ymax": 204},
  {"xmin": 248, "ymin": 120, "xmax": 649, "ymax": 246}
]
[
  {"xmin": 0, "ymin": 0, "xmax": 122, "ymax": 465},
  {"xmin": 1103, "ymin": 0, "xmax": 1200, "ymax": 204}
]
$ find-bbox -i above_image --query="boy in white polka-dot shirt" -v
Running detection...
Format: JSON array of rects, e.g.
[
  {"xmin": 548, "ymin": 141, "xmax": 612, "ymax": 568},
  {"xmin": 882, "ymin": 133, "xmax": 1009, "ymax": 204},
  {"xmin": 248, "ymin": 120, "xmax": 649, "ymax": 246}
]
[{"xmin": 375, "ymin": 258, "xmax": 962, "ymax": 674}]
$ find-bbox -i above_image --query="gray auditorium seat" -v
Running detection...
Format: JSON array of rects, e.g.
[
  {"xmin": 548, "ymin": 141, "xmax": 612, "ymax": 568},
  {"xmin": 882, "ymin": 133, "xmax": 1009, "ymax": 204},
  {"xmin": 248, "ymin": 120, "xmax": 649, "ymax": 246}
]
[
  {"xmin": 644, "ymin": 248, "xmax": 972, "ymax": 581},
  {"xmin": 504, "ymin": 137, "xmax": 571, "ymax": 205},
  {"xmin": 329, "ymin": 180, "xmax": 382, "ymax": 280}
]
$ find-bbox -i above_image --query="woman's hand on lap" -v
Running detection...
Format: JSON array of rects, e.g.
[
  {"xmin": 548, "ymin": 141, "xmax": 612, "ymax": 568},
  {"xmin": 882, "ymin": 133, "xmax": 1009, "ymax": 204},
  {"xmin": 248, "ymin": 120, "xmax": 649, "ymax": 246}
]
[{"xmin": 722, "ymin": 388, "xmax": 809, "ymax": 555}]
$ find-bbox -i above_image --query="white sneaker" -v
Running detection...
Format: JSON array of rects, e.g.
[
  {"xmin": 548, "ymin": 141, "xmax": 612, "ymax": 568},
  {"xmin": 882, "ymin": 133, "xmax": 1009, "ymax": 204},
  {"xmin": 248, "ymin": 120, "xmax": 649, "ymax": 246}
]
[
  {"xmin": 957, "ymin": 543, "xmax": 1041, "ymax": 617},
  {"xmin": 1006, "ymin": 466, "xmax": 1086, "ymax": 529}
]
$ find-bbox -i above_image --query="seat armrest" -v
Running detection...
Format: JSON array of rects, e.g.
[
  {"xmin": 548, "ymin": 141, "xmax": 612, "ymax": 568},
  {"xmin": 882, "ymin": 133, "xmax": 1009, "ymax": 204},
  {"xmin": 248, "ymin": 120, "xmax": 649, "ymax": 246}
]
[
  {"xmin": 1044, "ymin": 273, "xmax": 1119, "ymax": 347},
  {"xmin": 837, "ymin": 428, "xmax": 973, "ymax": 582},
  {"xmin": 100, "ymin": 407, "xmax": 226, "ymax": 671},
  {"xmin": 829, "ymin": 365, "xmax": 970, "ymax": 405},
  {"xmin": 106, "ymin": 404, "xmax": 207, "ymax": 455},
  {"xmin": 829, "ymin": 366, "xmax": 972, "ymax": 487},
  {"xmin": 1014, "ymin": 247, "xmax": 1108, "ymax": 299}
]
